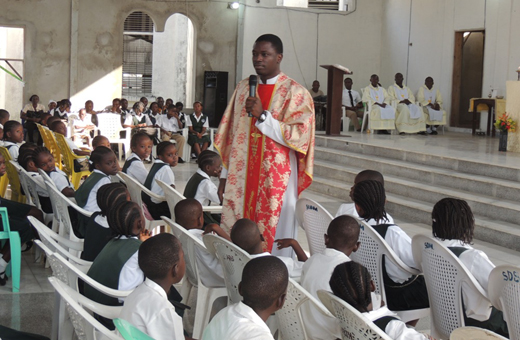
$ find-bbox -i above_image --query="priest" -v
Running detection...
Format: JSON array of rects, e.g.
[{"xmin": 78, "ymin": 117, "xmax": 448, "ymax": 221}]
[
  {"xmin": 388, "ymin": 73, "xmax": 426, "ymax": 134},
  {"xmin": 215, "ymin": 34, "xmax": 315, "ymax": 256}
]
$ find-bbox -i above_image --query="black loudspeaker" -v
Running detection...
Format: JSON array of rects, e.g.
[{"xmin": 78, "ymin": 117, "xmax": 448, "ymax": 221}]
[{"xmin": 203, "ymin": 71, "xmax": 228, "ymax": 128}]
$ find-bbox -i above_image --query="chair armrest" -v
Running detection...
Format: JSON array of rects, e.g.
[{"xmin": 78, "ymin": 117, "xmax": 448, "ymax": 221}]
[{"xmin": 202, "ymin": 206, "xmax": 222, "ymax": 214}]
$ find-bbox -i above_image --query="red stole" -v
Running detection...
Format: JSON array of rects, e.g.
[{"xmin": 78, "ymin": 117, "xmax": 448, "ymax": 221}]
[{"xmin": 243, "ymin": 84, "xmax": 275, "ymax": 222}]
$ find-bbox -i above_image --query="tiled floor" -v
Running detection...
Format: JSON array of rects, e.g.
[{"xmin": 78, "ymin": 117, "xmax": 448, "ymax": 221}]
[{"xmin": 2, "ymin": 134, "xmax": 520, "ymax": 336}]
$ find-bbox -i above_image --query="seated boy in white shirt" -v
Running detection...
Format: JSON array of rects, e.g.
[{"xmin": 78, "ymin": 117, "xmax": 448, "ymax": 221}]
[
  {"xmin": 330, "ymin": 261, "xmax": 430, "ymax": 340},
  {"xmin": 50, "ymin": 120, "xmax": 90, "ymax": 171},
  {"xmin": 122, "ymin": 132, "xmax": 152, "ymax": 185},
  {"xmin": 336, "ymin": 169, "xmax": 394, "ymax": 224},
  {"xmin": 174, "ymin": 198, "xmax": 229, "ymax": 288},
  {"xmin": 119, "ymin": 233, "xmax": 188, "ymax": 340},
  {"xmin": 202, "ymin": 256, "xmax": 288, "ymax": 340},
  {"xmin": 300, "ymin": 215, "xmax": 361, "ymax": 340},
  {"xmin": 230, "ymin": 218, "xmax": 307, "ymax": 278}
]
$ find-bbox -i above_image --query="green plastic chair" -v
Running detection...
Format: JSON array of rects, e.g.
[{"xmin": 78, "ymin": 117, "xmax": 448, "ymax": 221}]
[
  {"xmin": 113, "ymin": 318, "xmax": 155, "ymax": 340},
  {"xmin": 0, "ymin": 207, "xmax": 21, "ymax": 292}
]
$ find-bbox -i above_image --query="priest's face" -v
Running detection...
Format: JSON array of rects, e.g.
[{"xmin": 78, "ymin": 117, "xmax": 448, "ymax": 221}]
[
  {"xmin": 370, "ymin": 75, "xmax": 379, "ymax": 87},
  {"xmin": 252, "ymin": 41, "xmax": 282, "ymax": 79},
  {"xmin": 425, "ymin": 77, "xmax": 434, "ymax": 90},
  {"xmin": 395, "ymin": 73, "xmax": 404, "ymax": 86}
]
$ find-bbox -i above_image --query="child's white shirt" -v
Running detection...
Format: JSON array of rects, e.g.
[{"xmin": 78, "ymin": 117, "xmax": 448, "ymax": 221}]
[
  {"xmin": 49, "ymin": 168, "xmax": 74, "ymax": 194},
  {"xmin": 194, "ymin": 169, "xmax": 220, "ymax": 206},
  {"xmin": 83, "ymin": 170, "xmax": 112, "ymax": 212},
  {"xmin": 4, "ymin": 141, "xmax": 20, "ymax": 162},
  {"xmin": 150, "ymin": 159, "xmax": 175, "ymax": 204},
  {"xmin": 364, "ymin": 306, "xmax": 427, "ymax": 340},
  {"xmin": 119, "ymin": 279, "xmax": 184, "ymax": 340},
  {"xmin": 125, "ymin": 153, "xmax": 148, "ymax": 185},
  {"xmin": 65, "ymin": 135, "xmax": 87, "ymax": 161},
  {"xmin": 300, "ymin": 248, "xmax": 350, "ymax": 340},
  {"xmin": 436, "ymin": 238, "xmax": 495, "ymax": 321},
  {"xmin": 117, "ymin": 236, "xmax": 144, "ymax": 295},
  {"xmin": 250, "ymin": 252, "xmax": 304, "ymax": 279}
]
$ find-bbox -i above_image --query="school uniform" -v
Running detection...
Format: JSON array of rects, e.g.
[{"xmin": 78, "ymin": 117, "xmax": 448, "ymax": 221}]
[
  {"xmin": 187, "ymin": 113, "xmax": 211, "ymax": 147},
  {"xmin": 368, "ymin": 222, "xmax": 429, "ymax": 311},
  {"xmin": 85, "ymin": 236, "xmax": 143, "ymax": 330},
  {"xmin": 300, "ymin": 248, "xmax": 350, "ymax": 340},
  {"xmin": 335, "ymin": 203, "xmax": 394, "ymax": 224},
  {"xmin": 437, "ymin": 238, "xmax": 508, "ymax": 337},
  {"xmin": 3, "ymin": 141, "xmax": 20, "ymax": 162},
  {"xmin": 142, "ymin": 160, "xmax": 174, "ymax": 219},
  {"xmin": 75, "ymin": 170, "xmax": 112, "ymax": 237},
  {"xmin": 81, "ymin": 212, "xmax": 111, "ymax": 262},
  {"xmin": 122, "ymin": 153, "xmax": 148, "ymax": 185},
  {"xmin": 119, "ymin": 278, "xmax": 185, "ymax": 340},
  {"xmin": 183, "ymin": 169, "xmax": 220, "ymax": 225},
  {"xmin": 156, "ymin": 115, "xmax": 186, "ymax": 158},
  {"xmin": 189, "ymin": 229, "xmax": 225, "ymax": 287},
  {"xmin": 202, "ymin": 302, "xmax": 274, "ymax": 340},
  {"xmin": 365, "ymin": 306, "xmax": 427, "ymax": 340},
  {"xmin": 250, "ymin": 252, "xmax": 304, "ymax": 279},
  {"xmin": 53, "ymin": 108, "xmax": 68, "ymax": 121}
]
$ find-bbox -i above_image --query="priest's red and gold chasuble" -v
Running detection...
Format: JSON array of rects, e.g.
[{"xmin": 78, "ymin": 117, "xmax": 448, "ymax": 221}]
[{"xmin": 215, "ymin": 73, "xmax": 315, "ymax": 252}]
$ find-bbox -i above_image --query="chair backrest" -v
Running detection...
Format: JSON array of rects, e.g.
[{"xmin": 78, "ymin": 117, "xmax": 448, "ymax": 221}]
[
  {"xmin": 276, "ymin": 278, "xmax": 334, "ymax": 340},
  {"xmin": 162, "ymin": 216, "xmax": 205, "ymax": 288},
  {"xmin": 11, "ymin": 161, "xmax": 36, "ymax": 206},
  {"xmin": 450, "ymin": 326, "xmax": 509, "ymax": 340},
  {"xmin": 97, "ymin": 114, "xmax": 124, "ymax": 140},
  {"xmin": 349, "ymin": 219, "xmax": 419, "ymax": 300},
  {"xmin": 411, "ymin": 234, "xmax": 488, "ymax": 340},
  {"xmin": 44, "ymin": 128, "xmax": 62, "ymax": 169},
  {"xmin": 203, "ymin": 233, "xmax": 252, "ymax": 304},
  {"xmin": 0, "ymin": 168, "xmax": 8, "ymax": 197},
  {"xmin": 489, "ymin": 265, "xmax": 520, "ymax": 340},
  {"xmin": 54, "ymin": 132, "xmax": 76, "ymax": 177},
  {"xmin": 295, "ymin": 198, "xmax": 333, "ymax": 255},
  {"xmin": 118, "ymin": 172, "xmax": 165, "ymax": 221},
  {"xmin": 29, "ymin": 216, "xmax": 86, "ymax": 266},
  {"xmin": 113, "ymin": 318, "xmax": 154, "ymax": 340},
  {"xmin": 0, "ymin": 147, "xmax": 23, "ymax": 202},
  {"xmin": 38, "ymin": 168, "xmax": 56, "ymax": 187},
  {"xmin": 48, "ymin": 277, "xmax": 123, "ymax": 340},
  {"xmin": 317, "ymin": 290, "xmax": 392, "ymax": 340},
  {"xmin": 156, "ymin": 179, "xmax": 185, "ymax": 220},
  {"xmin": 44, "ymin": 180, "xmax": 91, "ymax": 245}
]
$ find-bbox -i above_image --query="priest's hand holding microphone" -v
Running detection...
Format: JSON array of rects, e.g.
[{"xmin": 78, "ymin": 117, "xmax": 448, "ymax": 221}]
[{"xmin": 246, "ymin": 75, "xmax": 267, "ymax": 122}]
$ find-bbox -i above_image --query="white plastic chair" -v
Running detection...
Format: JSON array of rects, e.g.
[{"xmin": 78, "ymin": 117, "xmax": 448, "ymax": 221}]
[
  {"xmin": 451, "ymin": 326, "xmax": 509, "ymax": 340},
  {"xmin": 48, "ymin": 277, "xmax": 123, "ymax": 340},
  {"xmin": 317, "ymin": 290, "xmax": 392, "ymax": 340},
  {"xmin": 341, "ymin": 107, "xmax": 351, "ymax": 133},
  {"xmin": 411, "ymin": 234, "xmax": 489, "ymax": 340},
  {"xmin": 44, "ymin": 180, "xmax": 92, "ymax": 249},
  {"xmin": 276, "ymin": 278, "xmax": 334, "ymax": 340},
  {"xmin": 349, "ymin": 219, "xmax": 429, "ymax": 323},
  {"xmin": 156, "ymin": 179, "xmax": 222, "ymax": 222},
  {"xmin": 161, "ymin": 216, "xmax": 227, "ymax": 339},
  {"xmin": 118, "ymin": 172, "xmax": 164, "ymax": 232},
  {"xmin": 295, "ymin": 198, "xmax": 333, "ymax": 255},
  {"xmin": 97, "ymin": 113, "xmax": 131, "ymax": 160},
  {"xmin": 489, "ymin": 265, "xmax": 520, "ymax": 340},
  {"xmin": 14, "ymin": 163, "xmax": 53, "ymax": 225},
  {"xmin": 203, "ymin": 233, "xmax": 252, "ymax": 304}
]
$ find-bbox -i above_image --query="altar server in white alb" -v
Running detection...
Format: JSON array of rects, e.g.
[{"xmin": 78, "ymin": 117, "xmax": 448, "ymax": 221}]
[
  {"xmin": 362, "ymin": 74, "xmax": 395, "ymax": 133},
  {"xmin": 388, "ymin": 73, "xmax": 426, "ymax": 134},
  {"xmin": 417, "ymin": 76, "xmax": 447, "ymax": 135}
]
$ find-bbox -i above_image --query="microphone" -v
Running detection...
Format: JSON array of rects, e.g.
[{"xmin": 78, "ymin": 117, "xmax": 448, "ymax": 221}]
[{"xmin": 248, "ymin": 75, "xmax": 257, "ymax": 117}]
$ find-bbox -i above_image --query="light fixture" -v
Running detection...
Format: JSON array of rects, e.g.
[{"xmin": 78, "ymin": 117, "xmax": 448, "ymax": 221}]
[{"xmin": 228, "ymin": 2, "xmax": 239, "ymax": 9}]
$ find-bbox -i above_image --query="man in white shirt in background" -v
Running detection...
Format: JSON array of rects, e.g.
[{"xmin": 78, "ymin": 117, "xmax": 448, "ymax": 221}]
[
  {"xmin": 156, "ymin": 105, "xmax": 186, "ymax": 163},
  {"xmin": 342, "ymin": 77, "xmax": 364, "ymax": 132}
]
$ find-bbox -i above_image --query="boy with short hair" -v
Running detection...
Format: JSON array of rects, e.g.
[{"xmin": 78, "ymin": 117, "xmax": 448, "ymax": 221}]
[
  {"xmin": 92, "ymin": 135, "xmax": 110, "ymax": 149},
  {"xmin": 119, "ymin": 233, "xmax": 187, "ymax": 340},
  {"xmin": 174, "ymin": 198, "xmax": 228, "ymax": 287},
  {"xmin": 122, "ymin": 132, "xmax": 153, "ymax": 185},
  {"xmin": 156, "ymin": 104, "xmax": 186, "ymax": 162},
  {"xmin": 335, "ymin": 169, "xmax": 394, "ymax": 224},
  {"xmin": 50, "ymin": 120, "xmax": 90, "ymax": 170},
  {"xmin": 202, "ymin": 256, "xmax": 288, "ymax": 340},
  {"xmin": 300, "ymin": 215, "xmax": 361, "ymax": 340}
]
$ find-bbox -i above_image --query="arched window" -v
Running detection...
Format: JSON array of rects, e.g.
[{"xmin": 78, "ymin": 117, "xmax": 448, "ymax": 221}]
[{"xmin": 122, "ymin": 11, "xmax": 154, "ymax": 101}]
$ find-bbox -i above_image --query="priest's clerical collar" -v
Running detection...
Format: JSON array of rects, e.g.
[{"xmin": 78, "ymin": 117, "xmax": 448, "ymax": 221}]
[{"xmin": 258, "ymin": 74, "xmax": 279, "ymax": 85}]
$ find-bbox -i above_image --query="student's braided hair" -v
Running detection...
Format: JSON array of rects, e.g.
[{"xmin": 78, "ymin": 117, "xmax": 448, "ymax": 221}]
[
  {"xmin": 96, "ymin": 183, "xmax": 128, "ymax": 217},
  {"xmin": 329, "ymin": 261, "xmax": 372, "ymax": 313},
  {"xmin": 18, "ymin": 143, "xmax": 39, "ymax": 170},
  {"xmin": 197, "ymin": 150, "xmax": 220, "ymax": 171},
  {"xmin": 29, "ymin": 146, "xmax": 52, "ymax": 168},
  {"xmin": 352, "ymin": 180, "xmax": 387, "ymax": 223},
  {"xmin": 432, "ymin": 197, "xmax": 474, "ymax": 244},
  {"xmin": 89, "ymin": 146, "xmax": 114, "ymax": 172},
  {"xmin": 107, "ymin": 201, "xmax": 142, "ymax": 238},
  {"xmin": 156, "ymin": 141, "xmax": 174, "ymax": 158}
]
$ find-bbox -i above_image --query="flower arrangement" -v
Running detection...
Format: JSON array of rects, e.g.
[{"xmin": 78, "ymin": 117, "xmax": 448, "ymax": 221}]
[{"xmin": 494, "ymin": 113, "xmax": 516, "ymax": 133}]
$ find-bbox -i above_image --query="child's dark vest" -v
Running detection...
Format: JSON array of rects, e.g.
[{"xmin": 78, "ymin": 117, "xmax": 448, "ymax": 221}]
[
  {"xmin": 183, "ymin": 172, "xmax": 219, "ymax": 225},
  {"xmin": 142, "ymin": 162, "xmax": 169, "ymax": 206},
  {"xmin": 85, "ymin": 237, "xmax": 142, "ymax": 306},
  {"xmin": 189, "ymin": 114, "xmax": 208, "ymax": 133},
  {"xmin": 122, "ymin": 157, "xmax": 140, "ymax": 174},
  {"xmin": 373, "ymin": 316, "xmax": 399, "ymax": 333},
  {"xmin": 75, "ymin": 172, "xmax": 108, "ymax": 208}
]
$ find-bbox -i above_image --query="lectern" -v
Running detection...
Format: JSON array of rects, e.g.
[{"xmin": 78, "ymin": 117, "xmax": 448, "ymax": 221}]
[{"xmin": 320, "ymin": 64, "xmax": 352, "ymax": 135}]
